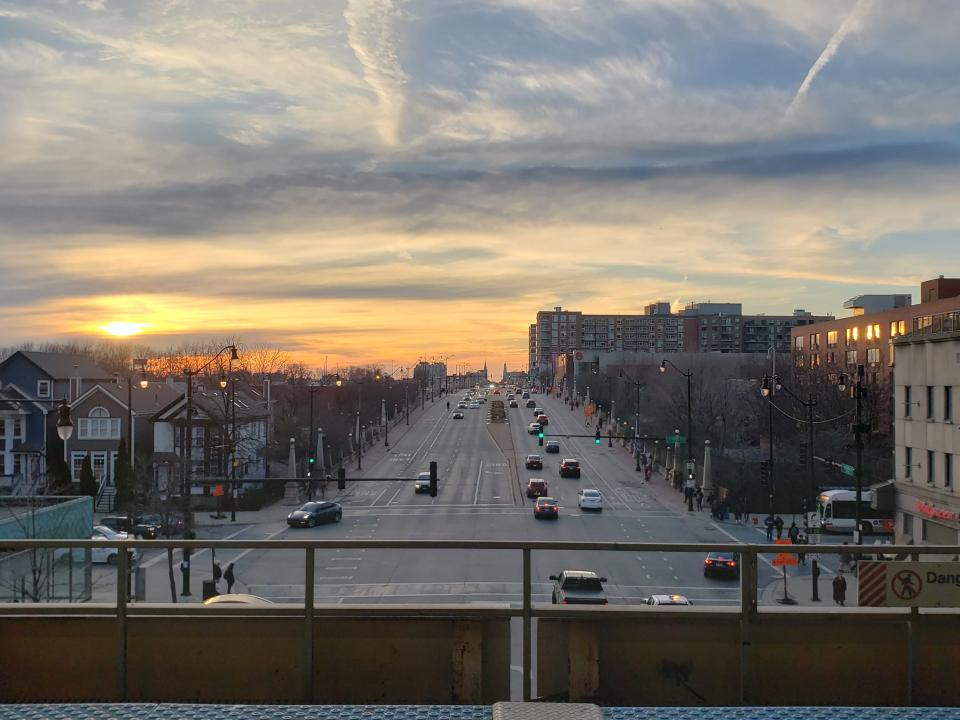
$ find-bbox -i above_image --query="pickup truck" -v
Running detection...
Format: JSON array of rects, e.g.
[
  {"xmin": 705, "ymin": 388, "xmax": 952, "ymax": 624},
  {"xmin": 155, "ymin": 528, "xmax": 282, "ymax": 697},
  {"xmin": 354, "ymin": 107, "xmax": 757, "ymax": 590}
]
[{"xmin": 549, "ymin": 570, "xmax": 608, "ymax": 605}]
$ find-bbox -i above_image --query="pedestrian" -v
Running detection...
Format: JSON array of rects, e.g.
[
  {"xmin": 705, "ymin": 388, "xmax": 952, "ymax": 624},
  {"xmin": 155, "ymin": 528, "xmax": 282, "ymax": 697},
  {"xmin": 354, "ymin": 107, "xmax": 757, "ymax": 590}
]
[
  {"xmin": 213, "ymin": 561, "xmax": 223, "ymax": 589},
  {"xmin": 695, "ymin": 487, "xmax": 704, "ymax": 512},
  {"xmin": 774, "ymin": 515, "xmax": 784, "ymax": 539},
  {"xmin": 833, "ymin": 571, "xmax": 847, "ymax": 606},
  {"xmin": 788, "ymin": 521, "xmax": 799, "ymax": 544},
  {"xmin": 764, "ymin": 515, "xmax": 774, "ymax": 541},
  {"xmin": 224, "ymin": 562, "xmax": 236, "ymax": 594},
  {"xmin": 734, "ymin": 506, "xmax": 742, "ymax": 524}
]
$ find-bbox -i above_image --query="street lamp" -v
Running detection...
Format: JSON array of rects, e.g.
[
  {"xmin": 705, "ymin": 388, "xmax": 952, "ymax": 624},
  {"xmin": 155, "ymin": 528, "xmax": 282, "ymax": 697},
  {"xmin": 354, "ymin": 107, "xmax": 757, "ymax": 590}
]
[
  {"xmin": 55, "ymin": 400, "xmax": 74, "ymax": 441},
  {"xmin": 759, "ymin": 374, "xmax": 779, "ymax": 520},
  {"xmin": 660, "ymin": 359, "xmax": 694, "ymax": 510},
  {"xmin": 182, "ymin": 343, "xmax": 239, "ymax": 596},
  {"xmin": 838, "ymin": 365, "xmax": 867, "ymax": 544}
]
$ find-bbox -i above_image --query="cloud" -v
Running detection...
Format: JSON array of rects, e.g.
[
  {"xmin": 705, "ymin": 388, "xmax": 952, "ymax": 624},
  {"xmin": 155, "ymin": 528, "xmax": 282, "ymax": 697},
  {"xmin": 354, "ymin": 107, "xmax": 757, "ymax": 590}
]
[
  {"xmin": 344, "ymin": 0, "xmax": 408, "ymax": 145},
  {"xmin": 785, "ymin": 0, "xmax": 875, "ymax": 118}
]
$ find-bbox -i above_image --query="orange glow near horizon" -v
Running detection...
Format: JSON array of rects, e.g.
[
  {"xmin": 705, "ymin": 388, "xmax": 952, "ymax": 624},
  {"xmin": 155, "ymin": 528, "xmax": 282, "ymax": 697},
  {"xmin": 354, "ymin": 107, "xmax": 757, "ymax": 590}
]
[{"xmin": 101, "ymin": 322, "xmax": 150, "ymax": 337}]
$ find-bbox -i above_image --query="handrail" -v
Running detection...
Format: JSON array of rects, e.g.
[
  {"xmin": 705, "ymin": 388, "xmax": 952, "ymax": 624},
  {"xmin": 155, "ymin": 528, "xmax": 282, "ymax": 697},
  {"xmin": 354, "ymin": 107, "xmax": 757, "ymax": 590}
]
[{"xmin": 2, "ymin": 538, "xmax": 956, "ymax": 554}]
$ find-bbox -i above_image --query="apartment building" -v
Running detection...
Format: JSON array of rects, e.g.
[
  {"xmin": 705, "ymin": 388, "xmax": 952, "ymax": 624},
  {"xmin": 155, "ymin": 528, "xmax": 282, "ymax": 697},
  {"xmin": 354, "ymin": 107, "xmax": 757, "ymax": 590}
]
[
  {"xmin": 892, "ymin": 319, "xmax": 960, "ymax": 545},
  {"xmin": 791, "ymin": 277, "xmax": 960, "ymax": 385}
]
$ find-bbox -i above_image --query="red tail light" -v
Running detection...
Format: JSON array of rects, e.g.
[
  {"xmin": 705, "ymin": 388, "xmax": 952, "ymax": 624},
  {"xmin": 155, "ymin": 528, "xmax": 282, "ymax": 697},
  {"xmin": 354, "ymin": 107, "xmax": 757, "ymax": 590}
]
[
  {"xmin": 704, "ymin": 559, "xmax": 713, "ymax": 565},
  {"xmin": 561, "ymin": 598, "xmax": 568, "ymax": 604}
]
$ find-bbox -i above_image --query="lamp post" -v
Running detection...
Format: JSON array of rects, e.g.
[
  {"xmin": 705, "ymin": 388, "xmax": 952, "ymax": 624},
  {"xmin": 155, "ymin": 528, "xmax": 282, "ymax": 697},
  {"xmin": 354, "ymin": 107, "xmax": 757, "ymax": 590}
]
[
  {"xmin": 838, "ymin": 365, "xmax": 867, "ymax": 544},
  {"xmin": 182, "ymin": 344, "xmax": 238, "ymax": 596},
  {"xmin": 660, "ymin": 360, "xmax": 694, "ymax": 510},
  {"xmin": 759, "ymin": 373, "xmax": 782, "ymax": 520}
]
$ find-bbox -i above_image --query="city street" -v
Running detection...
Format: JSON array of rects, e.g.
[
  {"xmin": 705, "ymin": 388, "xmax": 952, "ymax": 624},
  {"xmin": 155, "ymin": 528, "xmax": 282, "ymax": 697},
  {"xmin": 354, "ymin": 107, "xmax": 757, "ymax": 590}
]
[{"xmin": 95, "ymin": 386, "xmax": 856, "ymax": 609}]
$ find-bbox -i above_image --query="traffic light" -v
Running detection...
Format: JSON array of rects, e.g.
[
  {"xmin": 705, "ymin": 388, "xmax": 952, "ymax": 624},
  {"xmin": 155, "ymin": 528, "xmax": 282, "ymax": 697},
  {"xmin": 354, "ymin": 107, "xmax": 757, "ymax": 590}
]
[
  {"xmin": 538, "ymin": 431, "xmax": 544, "ymax": 446},
  {"xmin": 595, "ymin": 428, "xmax": 601, "ymax": 445},
  {"xmin": 337, "ymin": 468, "xmax": 346, "ymax": 490},
  {"xmin": 429, "ymin": 460, "xmax": 438, "ymax": 498},
  {"xmin": 759, "ymin": 461, "xmax": 769, "ymax": 488},
  {"xmin": 307, "ymin": 452, "xmax": 315, "ymax": 476}
]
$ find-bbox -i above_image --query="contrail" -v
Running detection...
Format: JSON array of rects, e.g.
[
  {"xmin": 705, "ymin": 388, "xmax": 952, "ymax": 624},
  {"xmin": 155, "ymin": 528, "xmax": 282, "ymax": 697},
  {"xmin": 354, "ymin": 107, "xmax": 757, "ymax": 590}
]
[{"xmin": 785, "ymin": 0, "xmax": 874, "ymax": 117}]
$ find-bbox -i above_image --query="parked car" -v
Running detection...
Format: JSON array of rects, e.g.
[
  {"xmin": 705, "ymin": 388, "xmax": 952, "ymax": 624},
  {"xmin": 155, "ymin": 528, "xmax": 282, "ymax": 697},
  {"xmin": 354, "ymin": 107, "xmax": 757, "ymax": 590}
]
[
  {"xmin": 703, "ymin": 551, "xmax": 740, "ymax": 579},
  {"xmin": 525, "ymin": 454, "xmax": 543, "ymax": 470},
  {"xmin": 559, "ymin": 459, "xmax": 581, "ymax": 478},
  {"xmin": 414, "ymin": 472, "xmax": 433, "ymax": 493},
  {"xmin": 533, "ymin": 497, "xmax": 559, "ymax": 519},
  {"xmin": 99, "ymin": 515, "xmax": 159, "ymax": 539},
  {"xmin": 91, "ymin": 525, "xmax": 141, "ymax": 566},
  {"xmin": 526, "ymin": 478, "xmax": 549, "ymax": 498},
  {"xmin": 644, "ymin": 594, "xmax": 692, "ymax": 606},
  {"xmin": 544, "ymin": 440, "xmax": 560, "ymax": 453},
  {"xmin": 287, "ymin": 501, "xmax": 342, "ymax": 527},
  {"xmin": 577, "ymin": 488, "xmax": 602, "ymax": 511},
  {"xmin": 527, "ymin": 422, "xmax": 542, "ymax": 434},
  {"xmin": 139, "ymin": 512, "xmax": 185, "ymax": 538},
  {"xmin": 550, "ymin": 570, "xmax": 608, "ymax": 605}
]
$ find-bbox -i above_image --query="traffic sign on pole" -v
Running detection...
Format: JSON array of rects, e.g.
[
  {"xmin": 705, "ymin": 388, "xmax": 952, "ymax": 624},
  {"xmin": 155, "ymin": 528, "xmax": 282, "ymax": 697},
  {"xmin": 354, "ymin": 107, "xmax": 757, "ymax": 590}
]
[
  {"xmin": 665, "ymin": 436, "xmax": 687, "ymax": 445},
  {"xmin": 840, "ymin": 463, "xmax": 855, "ymax": 477}
]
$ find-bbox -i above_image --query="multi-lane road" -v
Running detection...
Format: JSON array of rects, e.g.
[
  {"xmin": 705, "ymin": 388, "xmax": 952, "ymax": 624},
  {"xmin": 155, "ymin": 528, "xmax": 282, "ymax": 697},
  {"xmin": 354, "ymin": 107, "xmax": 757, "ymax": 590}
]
[{"xmin": 110, "ymin": 386, "xmax": 811, "ymax": 609}]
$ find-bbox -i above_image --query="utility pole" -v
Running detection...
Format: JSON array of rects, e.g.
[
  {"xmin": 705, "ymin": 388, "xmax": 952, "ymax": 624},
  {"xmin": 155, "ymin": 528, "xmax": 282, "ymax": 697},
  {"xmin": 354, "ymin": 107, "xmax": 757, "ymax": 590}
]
[{"xmin": 854, "ymin": 364, "xmax": 865, "ymax": 545}]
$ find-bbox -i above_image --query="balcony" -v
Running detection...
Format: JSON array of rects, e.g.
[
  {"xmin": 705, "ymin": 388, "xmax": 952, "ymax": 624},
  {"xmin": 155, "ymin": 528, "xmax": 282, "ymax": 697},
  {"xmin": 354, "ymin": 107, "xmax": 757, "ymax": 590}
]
[{"xmin": 2, "ymin": 538, "xmax": 959, "ymax": 706}]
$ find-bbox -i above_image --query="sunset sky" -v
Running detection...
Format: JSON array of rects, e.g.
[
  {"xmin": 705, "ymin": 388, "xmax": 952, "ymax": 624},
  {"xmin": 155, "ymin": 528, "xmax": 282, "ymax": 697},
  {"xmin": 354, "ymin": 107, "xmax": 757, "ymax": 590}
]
[{"xmin": 1, "ymin": 1, "xmax": 959, "ymax": 374}]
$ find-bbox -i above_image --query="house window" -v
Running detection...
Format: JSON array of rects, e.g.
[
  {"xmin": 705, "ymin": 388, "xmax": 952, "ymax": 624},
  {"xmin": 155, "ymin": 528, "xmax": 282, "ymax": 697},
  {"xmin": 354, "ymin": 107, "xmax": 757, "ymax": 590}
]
[
  {"xmin": 13, "ymin": 419, "xmax": 22, "ymax": 438},
  {"xmin": 37, "ymin": 380, "xmax": 51, "ymax": 399},
  {"xmin": 845, "ymin": 350, "xmax": 857, "ymax": 365},
  {"xmin": 795, "ymin": 336, "xmax": 804, "ymax": 351},
  {"xmin": 946, "ymin": 454, "xmax": 953, "ymax": 489},
  {"xmin": 902, "ymin": 512, "xmax": 913, "ymax": 536},
  {"xmin": 865, "ymin": 323, "xmax": 881, "ymax": 341},
  {"xmin": 867, "ymin": 348, "xmax": 880, "ymax": 365},
  {"xmin": 946, "ymin": 387, "xmax": 953, "ymax": 422},
  {"xmin": 846, "ymin": 327, "xmax": 859, "ymax": 345},
  {"xmin": 0, "ymin": 455, "xmax": 4, "ymax": 475},
  {"xmin": 78, "ymin": 406, "xmax": 121, "ymax": 440},
  {"xmin": 927, "ymin": 386, "xmax": 935, "ymax": 419},
  {"xmin": 827, "ymin": 330, "xmax": 838, "ymax": 348},
  {"xmin": 890, "ymin": 320, "xmax": 899, "ymax": 338},
  {"xmin": 13, "ymin": 455, "xmax": 21, "ymax": 476},
  {"xmin": 0, "ymin": 421, "xmax": 5, "ymax": 440},
  {"xmin": 905, "ymin": 447, "xmax": 912, "ymax": 479},
  {"xmin": 905, "ymin": 386, "xmax": 912, "ymax": 417},
  {"xmin": 928, "ymin": 450, "xmax": 935, "ymax": 484}
]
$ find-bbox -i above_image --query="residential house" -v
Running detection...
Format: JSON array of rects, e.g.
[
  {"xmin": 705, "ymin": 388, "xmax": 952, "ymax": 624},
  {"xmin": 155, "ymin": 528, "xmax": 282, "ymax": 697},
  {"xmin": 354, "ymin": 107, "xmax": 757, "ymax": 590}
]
[
  {"xmin": 0, "ymin": 389, "xmax": 30, "ymax": 495},
  {"xmin": 0, "ymin": 351, "xmax": 114, "ymax": 493},
  {"xmin": 150, "ymin": 380, "xmax": 269, "ymax": 499}
]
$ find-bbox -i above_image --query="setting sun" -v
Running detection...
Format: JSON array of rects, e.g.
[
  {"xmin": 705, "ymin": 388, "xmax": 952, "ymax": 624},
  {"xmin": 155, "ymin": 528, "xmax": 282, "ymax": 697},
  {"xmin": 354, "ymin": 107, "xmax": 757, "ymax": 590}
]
[{"xmin": 101, "ymin": 322, "xmax": 148, "ymax": 337}]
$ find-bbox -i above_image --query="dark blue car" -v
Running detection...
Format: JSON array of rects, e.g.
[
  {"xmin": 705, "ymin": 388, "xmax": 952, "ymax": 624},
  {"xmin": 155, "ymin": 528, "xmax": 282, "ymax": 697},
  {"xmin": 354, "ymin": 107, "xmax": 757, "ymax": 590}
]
[{"xmin": 287, "ymin": 501, "xmax": 342, "ymax": 528}]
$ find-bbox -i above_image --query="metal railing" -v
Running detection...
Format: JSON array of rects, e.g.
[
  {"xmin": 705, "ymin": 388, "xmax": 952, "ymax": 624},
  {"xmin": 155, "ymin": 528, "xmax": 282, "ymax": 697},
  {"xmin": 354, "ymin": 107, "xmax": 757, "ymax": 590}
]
[{"xmin": 2, "ymin": 538, "xmax": 958, "ymax": 703}]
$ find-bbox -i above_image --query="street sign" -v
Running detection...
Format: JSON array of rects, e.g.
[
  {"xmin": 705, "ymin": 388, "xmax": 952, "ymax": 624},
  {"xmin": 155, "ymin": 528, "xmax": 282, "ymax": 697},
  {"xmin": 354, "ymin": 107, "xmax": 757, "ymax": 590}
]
[
  {"xmin": 859, "ymin": 561, "xmax": 960, "ymax": 607},
  {"xmin": 840, "ymin": 463, "xmax": 855, "ymax": 477},
  {"xmin": 665, "ymin": 436, "xmax": 686, "ymax": 445},
  {"xmin": 772, "ymin": 539, "xmax": 798, "ymax": 567}
]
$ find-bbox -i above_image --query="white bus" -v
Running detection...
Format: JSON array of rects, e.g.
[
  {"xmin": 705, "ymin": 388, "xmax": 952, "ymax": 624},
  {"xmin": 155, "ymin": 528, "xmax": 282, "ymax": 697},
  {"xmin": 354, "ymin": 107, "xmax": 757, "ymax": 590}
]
[{"xmin": 814, "ymin": 489, "xmax": 894, "ymax": 535}]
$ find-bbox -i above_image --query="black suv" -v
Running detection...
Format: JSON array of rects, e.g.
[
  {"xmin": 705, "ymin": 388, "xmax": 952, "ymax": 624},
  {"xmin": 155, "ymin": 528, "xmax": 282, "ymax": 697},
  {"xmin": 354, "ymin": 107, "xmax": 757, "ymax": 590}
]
[
  {"xmin": 99, "ymin": 515, "xmax": 159, "ymax": 539},
  {"xmin": 559, "ymin": 459, "xmax": 581, "ymax": 478}
]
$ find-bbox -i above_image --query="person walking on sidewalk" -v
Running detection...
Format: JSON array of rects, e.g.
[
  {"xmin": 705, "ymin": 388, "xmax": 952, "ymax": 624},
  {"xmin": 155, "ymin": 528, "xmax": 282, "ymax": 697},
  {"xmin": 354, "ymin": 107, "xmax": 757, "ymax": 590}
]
[
  {"xmin": 774, "ymin": 515, "xmax": 784, "ymax": 539},
  {"xmin": 788, "ymin": 521, "xmax": 800, "ymax": 544},
  {"xmin": 224, "ymin": 562, "xmax": 236, "ymax": 594},
  {"xmin": 833, "ymin": 571, "xmax": 848, "ymax": 606},
  {"xmin": 764, "ymin": 515, "xmax": 775, "ymax": 541},
  {"xmin": 695, "ymin": 487, "xmax": 703, "ymax": 512}
]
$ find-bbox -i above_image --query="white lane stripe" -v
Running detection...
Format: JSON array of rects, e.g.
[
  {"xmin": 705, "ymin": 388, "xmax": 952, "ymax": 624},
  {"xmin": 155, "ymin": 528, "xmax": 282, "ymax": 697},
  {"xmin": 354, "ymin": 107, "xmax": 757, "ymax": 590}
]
[
  {"xmin": 139, "ymin": 524, "xmax": 253, "ymax": 568},
  {"xmin": 710, "ymin": 521, "xmax": 778, "ymax": 571},
  {"xmin": 474, "ymin": 459, "xmax": 483, "ymax": 505}
]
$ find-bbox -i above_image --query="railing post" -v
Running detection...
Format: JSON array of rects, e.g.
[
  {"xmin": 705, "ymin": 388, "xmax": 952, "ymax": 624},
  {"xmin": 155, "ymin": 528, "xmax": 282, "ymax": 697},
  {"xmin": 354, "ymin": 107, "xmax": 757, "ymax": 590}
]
[
  {"xmin": 522, "ymin": 547, "xmax": 532, "ymax": 702},
  {"xmin": 116, "ymin": 541, "xmax": 128, "ymax": 701},
  {"xmin": 304, "ymin": 546, "xmax": 315, "ymax": 703},
  {"xmin": 907, "ymin": 549, "xmax": 919, "ymax": 705},
  {"xmin": 739, "ymin": 548, "xmax": 757, "ymax": 705}
]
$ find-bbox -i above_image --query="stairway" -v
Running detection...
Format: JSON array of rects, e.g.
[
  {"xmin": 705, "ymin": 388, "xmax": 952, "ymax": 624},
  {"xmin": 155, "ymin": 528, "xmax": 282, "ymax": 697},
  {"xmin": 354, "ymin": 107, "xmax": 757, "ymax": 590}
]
[{"xmin": 96, "ymin": 483, "xmax": 116, "ymax": 513}]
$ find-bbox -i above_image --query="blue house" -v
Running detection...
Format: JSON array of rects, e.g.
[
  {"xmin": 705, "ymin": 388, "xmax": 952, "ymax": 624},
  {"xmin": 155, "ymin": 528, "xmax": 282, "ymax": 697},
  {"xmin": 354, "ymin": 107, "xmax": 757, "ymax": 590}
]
[{"xmin": 0, "ymin": 351, "xmax": 113, "ymax": 493}]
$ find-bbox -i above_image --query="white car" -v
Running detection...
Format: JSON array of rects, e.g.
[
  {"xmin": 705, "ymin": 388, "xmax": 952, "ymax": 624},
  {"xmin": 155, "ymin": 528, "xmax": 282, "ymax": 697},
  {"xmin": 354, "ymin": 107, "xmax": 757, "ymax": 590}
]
[
  {"xmin": 577, "ymin": 488, "xmax": 603, "ymax": 511},
  {"xmin": 468, "ymin": 401, "xmax": 480, "ymax": 409},
  {"xmin": 91, "ymin": 525, "xmax": 140, "ymax": 565},
  {"xmin": 414, "ymin": 472, "xmax": 432, "ymax": 493},
  {"xmin": 645, "ymin": 594, "xmax": 692, "ymax": 606}
]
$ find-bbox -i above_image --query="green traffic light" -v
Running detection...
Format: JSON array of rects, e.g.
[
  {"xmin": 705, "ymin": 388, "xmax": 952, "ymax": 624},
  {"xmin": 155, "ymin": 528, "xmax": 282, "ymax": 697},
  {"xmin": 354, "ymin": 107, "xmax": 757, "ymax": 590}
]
[
  {"xmin": 594, "ymin": 438, "xmax": 601, "ymax": 445},
  {"xmin": 538, "ymin": 432, "xmax": 544, "ymax": 439}
]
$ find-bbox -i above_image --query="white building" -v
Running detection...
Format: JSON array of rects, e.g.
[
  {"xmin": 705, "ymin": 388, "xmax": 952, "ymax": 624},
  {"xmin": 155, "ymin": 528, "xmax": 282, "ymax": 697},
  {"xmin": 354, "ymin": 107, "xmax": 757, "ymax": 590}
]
[{"xmin": 893, "ymin": 318, "xmax": 960, "ymax": 545}]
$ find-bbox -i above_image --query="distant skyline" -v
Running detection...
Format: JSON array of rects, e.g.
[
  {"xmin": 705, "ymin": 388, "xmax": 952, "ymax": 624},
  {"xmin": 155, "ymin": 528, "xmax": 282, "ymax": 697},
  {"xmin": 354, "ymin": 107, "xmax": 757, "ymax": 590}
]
[{"xmin": 2, "ymin": 1, "xmax": 959, "ymax": 370}]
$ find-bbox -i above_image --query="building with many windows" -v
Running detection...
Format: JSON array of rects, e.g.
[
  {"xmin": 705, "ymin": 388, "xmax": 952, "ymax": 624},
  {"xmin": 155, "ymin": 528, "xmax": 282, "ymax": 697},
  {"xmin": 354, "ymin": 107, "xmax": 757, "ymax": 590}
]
[
  {"xmin": 791, "ymin": 277, "xmax": 960, "ymax": 385},
  {"xmin": 892, "ymin": 319, "xmax": 960, "ymax": 546}
]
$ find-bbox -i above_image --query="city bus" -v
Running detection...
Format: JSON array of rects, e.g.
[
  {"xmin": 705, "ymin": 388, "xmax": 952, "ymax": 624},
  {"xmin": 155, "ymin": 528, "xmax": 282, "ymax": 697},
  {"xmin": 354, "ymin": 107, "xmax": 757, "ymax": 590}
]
[{"xmin": 814, "ymin": 489, "xmax": 894, "ymax": 535}]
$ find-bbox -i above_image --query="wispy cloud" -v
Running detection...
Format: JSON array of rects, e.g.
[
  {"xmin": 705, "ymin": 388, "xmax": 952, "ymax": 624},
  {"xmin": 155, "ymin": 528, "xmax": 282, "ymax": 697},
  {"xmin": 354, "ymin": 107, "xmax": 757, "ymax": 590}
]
[
  {"xmin": 344, "ymin": 0, "xmax": 408, "ymax": 145},
  {"xmin": 785, "ymin": 0, "xmax": 875, "ymax": 118}
]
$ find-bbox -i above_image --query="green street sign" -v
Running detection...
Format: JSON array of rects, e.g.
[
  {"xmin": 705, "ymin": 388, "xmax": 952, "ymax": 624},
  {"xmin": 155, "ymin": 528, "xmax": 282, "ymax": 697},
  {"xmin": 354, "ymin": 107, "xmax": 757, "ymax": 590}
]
[
  {"xmin": 840, "ymin": 463, "xmax": 855, "ymax": 477},
  {"xmin": 665, "ymin": 436, "xmax": 687, "ymax": 445}
]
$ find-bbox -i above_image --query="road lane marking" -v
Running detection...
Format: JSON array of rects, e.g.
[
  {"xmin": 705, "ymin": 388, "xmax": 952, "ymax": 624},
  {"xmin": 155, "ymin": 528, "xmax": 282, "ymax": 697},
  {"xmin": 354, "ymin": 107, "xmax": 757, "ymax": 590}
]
[
  {"xmin": 139, "ymin": 524, "xmax": 254, "ymax": 568},
  {"xmin": 325, "ymin": 566, "xmax": 358, "ymax": 571},
  {"xmin": 710, "ymin": 521, "xmax": 778, "ymax": 571},
  {"xmin": 473, "ymin": 459, "xmax": 483, "ymax": 505}
]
